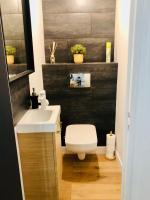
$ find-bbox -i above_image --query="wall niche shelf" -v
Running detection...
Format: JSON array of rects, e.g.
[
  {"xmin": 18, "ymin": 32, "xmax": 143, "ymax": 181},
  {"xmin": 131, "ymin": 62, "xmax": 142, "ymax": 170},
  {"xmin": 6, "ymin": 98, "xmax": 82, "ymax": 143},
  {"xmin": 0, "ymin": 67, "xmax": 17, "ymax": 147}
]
[{"xmin": 44, "ymin": 62, "xmax": 117, "ymax": 66}]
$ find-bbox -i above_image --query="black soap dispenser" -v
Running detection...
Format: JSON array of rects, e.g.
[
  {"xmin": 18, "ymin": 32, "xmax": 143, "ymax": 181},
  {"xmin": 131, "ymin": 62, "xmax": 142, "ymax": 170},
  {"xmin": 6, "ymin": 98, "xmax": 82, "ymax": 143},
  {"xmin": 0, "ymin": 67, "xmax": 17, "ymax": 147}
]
[{"xmin": 30, "ymin": 88, "xmax": 39, "ymax": 109}]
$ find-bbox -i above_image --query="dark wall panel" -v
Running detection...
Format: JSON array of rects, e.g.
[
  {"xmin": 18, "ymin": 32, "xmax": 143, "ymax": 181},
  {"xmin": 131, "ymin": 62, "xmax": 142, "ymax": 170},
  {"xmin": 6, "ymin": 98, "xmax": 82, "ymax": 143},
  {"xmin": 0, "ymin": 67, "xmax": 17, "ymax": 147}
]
[
  {"xmin": 43, "ymin": 63, "xmax": 118, "ymax": 146},
  {"xmin": 42, "ymin": 0, "xmax": 116, "ymax": 63}
]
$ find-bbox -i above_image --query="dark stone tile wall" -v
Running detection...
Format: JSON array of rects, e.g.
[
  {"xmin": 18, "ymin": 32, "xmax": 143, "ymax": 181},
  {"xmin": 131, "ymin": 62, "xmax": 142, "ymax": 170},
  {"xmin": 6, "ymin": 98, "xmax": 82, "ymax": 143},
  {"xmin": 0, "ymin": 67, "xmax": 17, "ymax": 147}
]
[
  {"xmin": 43, "ymin": 0, "xmax": 115, "ymax": 13},
  {"xmin": 42, "ymin": 0, "xmax": 116, "ymax": 63},
  {"xmin": 0, "ymin": 0, "xmax": 26, "ymax": 63},
  {"xmin": 42, "ymin": 63, "xmax": 118, "ymax": 146},
  {"xmin": 10, "ymin": 76, "xmax": 30, "ymax": 125}
]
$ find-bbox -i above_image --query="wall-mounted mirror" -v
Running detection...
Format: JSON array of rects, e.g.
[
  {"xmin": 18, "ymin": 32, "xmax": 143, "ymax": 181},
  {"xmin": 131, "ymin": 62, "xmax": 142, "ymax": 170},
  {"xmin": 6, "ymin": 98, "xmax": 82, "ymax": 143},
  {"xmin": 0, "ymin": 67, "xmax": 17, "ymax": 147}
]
[{"xmin": 0, "ymin": 0, "xmax": 34, "ymax": 82}]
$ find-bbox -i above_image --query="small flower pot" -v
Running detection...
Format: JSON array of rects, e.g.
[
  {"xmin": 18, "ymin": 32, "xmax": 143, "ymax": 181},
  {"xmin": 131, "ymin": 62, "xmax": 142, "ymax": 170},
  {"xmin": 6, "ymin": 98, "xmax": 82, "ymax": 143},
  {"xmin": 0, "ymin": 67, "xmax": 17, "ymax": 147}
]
[
  {"xmin": 73, "ymin": 54, "xmax": 84, "ymax": 64},
  {"xmin": 7, "ymin": 55, "xmax": 14, "ymax": 64}
]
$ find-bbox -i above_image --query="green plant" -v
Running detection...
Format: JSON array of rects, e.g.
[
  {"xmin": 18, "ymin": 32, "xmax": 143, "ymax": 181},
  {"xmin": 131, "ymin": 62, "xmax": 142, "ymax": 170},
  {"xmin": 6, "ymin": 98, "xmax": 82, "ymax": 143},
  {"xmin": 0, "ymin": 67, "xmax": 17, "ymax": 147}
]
[
  {"xmin": 71, "ymin": 44, "xmax": 86, "ymax": 55},
  {"xmin": 5, "ymin": 46, "xmax": 16, "ymax": 55}
]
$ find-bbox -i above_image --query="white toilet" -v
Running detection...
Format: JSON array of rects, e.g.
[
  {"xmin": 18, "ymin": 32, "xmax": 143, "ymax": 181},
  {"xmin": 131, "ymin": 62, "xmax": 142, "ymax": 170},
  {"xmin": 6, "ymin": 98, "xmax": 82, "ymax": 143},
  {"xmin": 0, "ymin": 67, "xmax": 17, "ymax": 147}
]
[{"xmin": 65, "ymin": 124, "xmax": 98, "ymax": 160}]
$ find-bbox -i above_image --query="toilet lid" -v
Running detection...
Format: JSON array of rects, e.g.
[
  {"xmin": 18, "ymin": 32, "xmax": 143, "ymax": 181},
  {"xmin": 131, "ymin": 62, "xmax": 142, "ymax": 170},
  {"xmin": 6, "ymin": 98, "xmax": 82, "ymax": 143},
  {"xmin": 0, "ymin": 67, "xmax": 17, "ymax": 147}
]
[{"xmin": 65, "ymin": 124, "xmax": 97, "ymax": 145}]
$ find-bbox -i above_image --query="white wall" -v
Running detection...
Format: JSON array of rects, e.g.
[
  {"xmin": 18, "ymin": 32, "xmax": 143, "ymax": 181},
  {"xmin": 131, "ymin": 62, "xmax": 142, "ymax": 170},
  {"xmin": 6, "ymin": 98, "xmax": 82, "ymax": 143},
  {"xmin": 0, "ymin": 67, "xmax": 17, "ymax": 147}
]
[
  {"xmin": 29, "ymin": 0, "xmax": 45, "ymax": 94},
  {"xmin": 115, "ymin": 0, "xmax": 132, "ymax": 163}
]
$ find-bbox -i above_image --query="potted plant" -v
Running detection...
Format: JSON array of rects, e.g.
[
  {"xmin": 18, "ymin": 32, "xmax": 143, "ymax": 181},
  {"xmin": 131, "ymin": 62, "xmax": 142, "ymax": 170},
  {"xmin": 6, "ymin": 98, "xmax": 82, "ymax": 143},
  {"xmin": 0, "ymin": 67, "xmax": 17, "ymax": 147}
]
[
  {"xmin": 71, "ymin": 44, "xmax": 86, "ymax": 64},
  {"xmin": 5, "ymin": 46, "xmax": 16, "ymax": 64}
]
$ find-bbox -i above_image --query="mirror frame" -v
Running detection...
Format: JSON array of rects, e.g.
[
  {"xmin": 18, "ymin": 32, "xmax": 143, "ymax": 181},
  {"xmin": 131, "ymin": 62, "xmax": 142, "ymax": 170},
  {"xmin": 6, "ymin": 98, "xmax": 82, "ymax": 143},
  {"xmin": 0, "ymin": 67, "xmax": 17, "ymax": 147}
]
[{"xmin": 1, "ymin": 0, "xmax": 35, "ymax": 83}]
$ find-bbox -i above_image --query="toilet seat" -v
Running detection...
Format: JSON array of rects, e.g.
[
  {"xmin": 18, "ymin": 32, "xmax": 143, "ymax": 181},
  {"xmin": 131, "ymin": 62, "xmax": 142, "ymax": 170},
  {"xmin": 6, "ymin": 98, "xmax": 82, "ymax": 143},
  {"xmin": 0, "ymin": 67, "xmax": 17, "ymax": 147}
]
[{"xmin": 65, "ymin": 124, "xmax": 97, "ymax": 146}]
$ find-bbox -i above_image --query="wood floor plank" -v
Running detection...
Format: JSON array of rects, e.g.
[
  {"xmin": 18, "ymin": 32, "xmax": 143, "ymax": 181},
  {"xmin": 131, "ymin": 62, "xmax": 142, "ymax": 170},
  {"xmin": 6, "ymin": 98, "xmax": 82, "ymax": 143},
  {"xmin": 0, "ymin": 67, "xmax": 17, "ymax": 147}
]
[{"xmin": 60, "ymin": 154, "xmax": 121, "ymax": 200}]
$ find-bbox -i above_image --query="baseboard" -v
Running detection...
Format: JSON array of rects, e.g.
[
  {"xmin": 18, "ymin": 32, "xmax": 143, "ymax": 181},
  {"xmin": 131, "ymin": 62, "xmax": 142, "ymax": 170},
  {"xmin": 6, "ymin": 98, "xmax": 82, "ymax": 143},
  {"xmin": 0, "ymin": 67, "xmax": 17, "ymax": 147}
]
[
  {"xmin": 61, "ymin": 146, "xmax": 106, "ymax": 155},
  {"xmin": 116, "ymin": 150, "xmax": 123, "ymax": 168}
]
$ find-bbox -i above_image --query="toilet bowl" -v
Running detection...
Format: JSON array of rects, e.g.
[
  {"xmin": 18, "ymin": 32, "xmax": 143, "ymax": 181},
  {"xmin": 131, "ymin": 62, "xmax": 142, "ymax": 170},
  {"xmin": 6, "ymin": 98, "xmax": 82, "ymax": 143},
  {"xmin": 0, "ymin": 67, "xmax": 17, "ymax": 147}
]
[{"xmin": 65, "ymin": 124, "xmax": 98, "ymax": 160}]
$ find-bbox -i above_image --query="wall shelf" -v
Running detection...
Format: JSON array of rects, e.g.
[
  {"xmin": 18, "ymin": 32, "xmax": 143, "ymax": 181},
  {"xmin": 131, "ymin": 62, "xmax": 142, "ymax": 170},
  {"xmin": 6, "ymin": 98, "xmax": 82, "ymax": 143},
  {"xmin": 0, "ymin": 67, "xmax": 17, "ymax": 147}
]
[{"xmin": 43, "ymin": 62, "xmax": 117, "ymax": 66}]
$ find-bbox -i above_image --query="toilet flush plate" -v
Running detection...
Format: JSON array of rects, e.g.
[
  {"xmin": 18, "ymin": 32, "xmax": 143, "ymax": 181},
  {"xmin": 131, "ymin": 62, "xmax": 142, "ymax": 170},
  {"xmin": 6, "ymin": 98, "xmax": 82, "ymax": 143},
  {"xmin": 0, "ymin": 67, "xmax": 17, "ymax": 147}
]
[{"xmin": 70, "ymin": 73, "xmax": 91, "ymax": 88}]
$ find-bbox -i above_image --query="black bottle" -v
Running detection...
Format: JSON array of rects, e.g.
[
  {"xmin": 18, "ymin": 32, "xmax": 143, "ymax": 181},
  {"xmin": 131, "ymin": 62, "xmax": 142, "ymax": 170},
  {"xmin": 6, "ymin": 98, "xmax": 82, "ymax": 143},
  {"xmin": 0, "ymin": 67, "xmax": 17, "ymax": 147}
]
[{"xmin": 30, "ymin": 88, "xmax": 39, "ymax": 109}]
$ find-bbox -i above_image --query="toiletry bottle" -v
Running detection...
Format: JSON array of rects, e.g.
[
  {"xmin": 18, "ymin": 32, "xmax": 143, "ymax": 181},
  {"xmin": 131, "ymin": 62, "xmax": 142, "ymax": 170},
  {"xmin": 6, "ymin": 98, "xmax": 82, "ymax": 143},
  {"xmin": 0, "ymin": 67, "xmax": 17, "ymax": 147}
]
[
  {"xmin": 30, "ymin": 88, "xmax": 39, "ymax": 109},
  {"xmin": 106, "ymin": 42, "xmax": 112, "ymax": 63}
]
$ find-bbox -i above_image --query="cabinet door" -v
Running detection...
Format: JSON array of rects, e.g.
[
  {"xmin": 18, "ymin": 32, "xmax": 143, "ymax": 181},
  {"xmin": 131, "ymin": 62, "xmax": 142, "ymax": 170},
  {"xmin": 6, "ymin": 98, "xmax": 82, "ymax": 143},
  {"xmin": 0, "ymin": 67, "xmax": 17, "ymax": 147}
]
[{"xmin": 18, "ymin": 133, "xmax": 58, "ymax": 200}]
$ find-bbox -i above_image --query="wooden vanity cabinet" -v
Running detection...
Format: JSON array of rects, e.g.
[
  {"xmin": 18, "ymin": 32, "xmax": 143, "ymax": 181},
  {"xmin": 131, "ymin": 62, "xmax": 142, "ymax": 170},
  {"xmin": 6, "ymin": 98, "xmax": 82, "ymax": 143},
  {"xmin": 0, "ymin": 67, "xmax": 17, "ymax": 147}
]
[{"xmin": 17, "ymin": 117, "xmax": 62, "ymax": 200}]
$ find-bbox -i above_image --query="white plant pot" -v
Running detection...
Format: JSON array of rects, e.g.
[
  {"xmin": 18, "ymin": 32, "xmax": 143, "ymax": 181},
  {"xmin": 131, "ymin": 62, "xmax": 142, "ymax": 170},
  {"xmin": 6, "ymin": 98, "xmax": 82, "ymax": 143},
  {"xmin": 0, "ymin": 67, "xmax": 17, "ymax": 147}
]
[
  {"xmin": 73, "ymin": 54, "xmax": 84, "ymax": 64},
  {"xmin": 7, "ymin": 55, "xmax": 14, "ymax": 64}
]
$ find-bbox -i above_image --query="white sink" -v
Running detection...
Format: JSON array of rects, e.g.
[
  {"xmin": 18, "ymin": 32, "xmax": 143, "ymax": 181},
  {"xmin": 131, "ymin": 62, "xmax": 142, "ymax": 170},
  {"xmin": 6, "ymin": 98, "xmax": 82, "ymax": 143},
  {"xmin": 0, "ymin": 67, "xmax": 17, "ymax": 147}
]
[{"xmin": 16, "ymin": 105, "xmax": 61, "ymax": 133}]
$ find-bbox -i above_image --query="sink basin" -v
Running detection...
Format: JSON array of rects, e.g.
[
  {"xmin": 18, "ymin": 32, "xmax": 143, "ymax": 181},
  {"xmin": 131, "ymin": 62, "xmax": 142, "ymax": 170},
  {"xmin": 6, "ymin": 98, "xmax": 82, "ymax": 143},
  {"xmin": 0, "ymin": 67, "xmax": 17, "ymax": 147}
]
[
  {"xmin": 21, "ymin": 109, "xmax": 52, "ymax": 123},
  {"xmin": 16, "ymin": 105, "xmax": 61, "ymax": 133}
]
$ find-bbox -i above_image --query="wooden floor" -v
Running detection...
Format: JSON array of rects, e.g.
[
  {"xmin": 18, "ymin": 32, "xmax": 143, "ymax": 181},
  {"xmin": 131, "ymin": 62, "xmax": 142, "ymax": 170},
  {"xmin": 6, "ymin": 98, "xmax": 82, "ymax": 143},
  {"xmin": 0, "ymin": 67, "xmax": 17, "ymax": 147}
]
[{"xmin": 60, "ymin": 154, "xmax": 121, "ymax": 200}]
